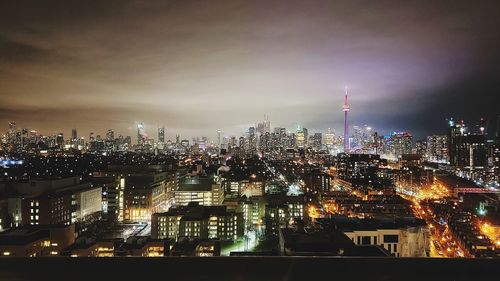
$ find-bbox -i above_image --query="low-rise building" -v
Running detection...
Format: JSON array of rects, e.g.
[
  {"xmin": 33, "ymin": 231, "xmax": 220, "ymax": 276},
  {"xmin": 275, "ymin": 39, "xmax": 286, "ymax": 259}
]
[
  {"xmin": 60, "ymin": 237, "xmax": 123, "ymax": 257},
  {"xmin": 279, "ymin": 227, "xmax": 389, "ymax": 257},
  {"xmin": 0, "ymin": 224, "xmax": 75, "ymax": 257},
  {"xmin": 265, "ymin": 195, "xmax": 306, "ymax": 237},
  {"xmin": 170, "ymin": 237, "xmax": 221, "ymax": 256},
  {"xmin": 151, "ymin": 202, "xmax": 244, "ymax": 241},
  {"xmin": 319, "ymin": 216, "xmax": 430, "ymax": 257},
  {"xmin": 118, "ymin": 236, "xmax": 172, "ymax": 257}
]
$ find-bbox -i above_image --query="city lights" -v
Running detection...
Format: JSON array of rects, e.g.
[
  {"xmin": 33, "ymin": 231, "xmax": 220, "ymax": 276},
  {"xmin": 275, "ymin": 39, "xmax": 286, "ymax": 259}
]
[{"xmin": 0, "ymin": 4, "xmax": 499, "ymax": 281}]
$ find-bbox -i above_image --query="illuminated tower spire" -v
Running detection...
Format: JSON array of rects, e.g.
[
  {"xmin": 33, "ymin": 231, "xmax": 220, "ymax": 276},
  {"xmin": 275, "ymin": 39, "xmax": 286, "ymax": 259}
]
[{"xmin": 343, "ymin": 87, "xmax": 350, "ymax": 153}]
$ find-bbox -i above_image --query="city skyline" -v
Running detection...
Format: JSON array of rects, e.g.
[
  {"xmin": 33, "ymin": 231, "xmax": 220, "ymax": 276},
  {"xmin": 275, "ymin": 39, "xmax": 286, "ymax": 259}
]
[
  {"xmin": 1, "ymin": 1, "xmax": 500, "ymax": 273},
  {"xmin": 1, "ymin": 115, "xmax": 495, "ymax": 146},
  {"xmin": 1, "ymin": 1, "xmax": 500, "ymax": 140}
]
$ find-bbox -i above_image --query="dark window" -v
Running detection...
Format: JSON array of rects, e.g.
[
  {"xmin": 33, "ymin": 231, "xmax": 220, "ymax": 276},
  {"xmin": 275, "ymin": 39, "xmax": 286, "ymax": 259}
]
[
  {"xmin": 393, "ymin": 244, "xmax": 397, "ymax": 252},
  {"xmin": 357, "ymin": 236, "xmax": 361, "ymax": 244},
  {"xmin": 383, "ymin": 235, "xmax": 399, "ymax": 243},
  {"xmin": 374, "ymin": 236, "xmax": 377, "ymax": 245},
  {"xmin": 361, "ymin": 236, "xmax": 371, "ymax": 245},
  {"xmin": 387, "ymin": 244, "xmax": 391, "ymax": 252}
]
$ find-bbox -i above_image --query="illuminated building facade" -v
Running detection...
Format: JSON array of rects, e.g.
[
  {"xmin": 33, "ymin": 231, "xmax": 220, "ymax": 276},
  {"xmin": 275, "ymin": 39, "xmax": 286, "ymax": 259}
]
[
  {"xmin": 158, "ymin": 126, "xmax": 165, "ymax": 143},
  {"xmin": 21, "ymin": 183, "xmax": 102, "ymax": 228},
  {"xmin": 328, "ymin": 217, "xmax": 430, "ymax": 257},
  {"xmin": 151, "ymin": 202, "xmax": 244, "ymax": 241},
  {"xmin": 448, "ymin": 121, "xmax": 487, "ymax": 168},
  {"xmin": 426, "ymin": 135, "xmax": 448, "ymax": 162},
  {"xmin": 0, "ymin": 224, "xmax": 75, "ymax": 257},
  {"xmin": 264, "ymin": 196, "xmax": 305, "ymax": 236}
]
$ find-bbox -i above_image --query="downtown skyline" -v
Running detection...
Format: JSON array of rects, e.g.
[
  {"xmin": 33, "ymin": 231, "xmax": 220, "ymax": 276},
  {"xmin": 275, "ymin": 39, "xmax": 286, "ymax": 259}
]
[{"xmin": 1, "ymin": 2, "xmax": 500, "ymax": 277}]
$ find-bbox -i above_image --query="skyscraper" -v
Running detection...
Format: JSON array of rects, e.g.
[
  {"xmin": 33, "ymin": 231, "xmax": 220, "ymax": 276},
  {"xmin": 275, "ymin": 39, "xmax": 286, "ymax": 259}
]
[
  {"xmin": 448, "ymin": 120, "xmax": 486, "ymax": 168},
  {"xmin": 296, "ymin": 126, "xmax": 306, "ymax": 148},
  {"xmin": 247, "ymin": 127, "xmax": 257, "ymax": 155},
  {"xmin": 217, "ymin": 129, "xmax": 222, "ymax": 148},
  {"xmin": 387, "ymin": 131, "xmax": 413, "ymax": 158},
  {"xmin": 426, "ymin": 135, "xmax": 448, "ymax": 162},
  {"xmin": 257, "ymin": 115, "xmax": 271, "ymax": 135},
  {"xmin": 137, "ymin": 122, "xmax": 146, "ymax": 145},
  {"xmin": 158, "ymin": 126, "xmax": 165, "ymax": 143},
  {"xmin": 325, "ymin": 128, "xmax": 335, "ymax": 148},
  {"xmin": 106, "ymin": 129, "xmax": 114, "ymax": 141},
  {"xmin": 312, "ymin": 133, "xmax": 322, "ymax": 151},
  {"xmin": 56, "ymin": 133, "xmax": 64, "ymax": 148}
]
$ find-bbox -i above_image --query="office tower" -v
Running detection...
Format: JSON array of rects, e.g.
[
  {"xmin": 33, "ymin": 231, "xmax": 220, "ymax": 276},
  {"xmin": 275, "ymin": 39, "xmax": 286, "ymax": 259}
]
[
  {"xmin": 325, "ymin": 128, "xmax": 335, "ymax": 148},
  {"xmin": 55, "ymin": 133, "xmax": 64, "ymax": 147},
  {"xmin": 217, "ymin": 129, "xmax": 222, "ymax": 148},
  {"xmin": 448, "ymin": 120, "xmax": 486, "ymax": 168},
  {"xmin": 296, "ymin": 126, "xmax": 306, "ymax": 148},
  {"xmin": 312, "ymin": 133, "xmax": 322, "ymax": 151},
  {"xmin": 228, "ymin": 136, "xmax": 236, "ymax": 148},
  {"xmin": 248, "ymin": 127, "xmax": 257, "ymax": 154},
  {"xmin": 20, "ymin": 128, "xmax": 28, "ymax": 151},
  {"xmin": 158, "ymin": 126, "xmax": 165, "ymax": 143},
  {"xmin": 29, "ymin": 130, "xmax": 38, "ymax": 144},
  {"xmin": 257, "ymin": 115, "xmax": 271, "ymax": 135},
  {"xmin": 259, "ymin": 132, "xmax": 271, "ymax": 151},
  {"xmin": 239, "ymin": 136, "xmax": 245, "ymax": 149},
  {"xmin": 6, "ymin": 121, "xmax": 16, "ymax": 150},
  {"xmin": 71, "ymin": 128, "xmax": 77, "ymax": 141},
  {"xmin": 137, "ymin": 122, "xmax": 146, "ymax": 145},
  {"xmin": 106, "ymin": 129, "xmax": 114, "ymax": 141}
]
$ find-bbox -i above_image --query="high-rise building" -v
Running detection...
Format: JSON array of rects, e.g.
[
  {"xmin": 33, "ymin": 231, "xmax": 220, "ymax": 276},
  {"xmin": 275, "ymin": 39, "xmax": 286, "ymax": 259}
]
[
  {"xmin": 106, "ymin": 129, "xmax": 114, "ymax": 141},
  {"xmin": 71, "ymin": 129, "xmax": 77, "ymax": 141},
  {"xmin": 247, "ymin": 127, "xmax": 257, "ymax": 155},
  {"xmin": 311, "ymin": 133, "xmax": 322, "ymax": 151},
  {"xmin": 325, "ymin": 128, "xmax": 335, "ymax": 147},
  {"xmin": 158, "ymin": 126, "xmax": 165, "ymax": 143},
  {"xmin": 415, "ymin": 139, "xmax": 427, "ymax": 156},
  {"xmin": 296, "ymin": 126, "xmax": 306, "ymax": 148},
  {"xmin": 386, "ymin": 132, "xmax": 413, "ymax": 158},
  {"xmin": 257, "ymin": 115, "xmax": 271, "ymax": 135},
  {"xmin": 448, "ymin": 120, "xmax": 487, "ymax": 168},
  {"xmin": 56, "ymin": 133, "xmax": 64, "ymax": 148},
  {"xmin": 426, "ymin": 135, "xmax": 448, "ymax": 162},
  {"xmin": 217, "ymin": 129, "xmax": 222, "ymax": 148},
  {"xmin": 137, "ymin": 122, "xmax": 146, "ymax": 145}
]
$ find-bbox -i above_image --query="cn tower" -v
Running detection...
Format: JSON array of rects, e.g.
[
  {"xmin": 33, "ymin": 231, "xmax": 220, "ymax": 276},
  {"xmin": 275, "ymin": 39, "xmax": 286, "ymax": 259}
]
[{"xmin": 342, "ymin": 87, "xmax": 350, "ymax": 153}]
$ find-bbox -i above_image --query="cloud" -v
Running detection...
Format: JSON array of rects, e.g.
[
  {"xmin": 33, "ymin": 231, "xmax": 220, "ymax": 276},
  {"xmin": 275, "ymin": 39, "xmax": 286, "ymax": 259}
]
[{"xmin": 1, "ymin": 0, "xmax": 499, "ymax": 140}]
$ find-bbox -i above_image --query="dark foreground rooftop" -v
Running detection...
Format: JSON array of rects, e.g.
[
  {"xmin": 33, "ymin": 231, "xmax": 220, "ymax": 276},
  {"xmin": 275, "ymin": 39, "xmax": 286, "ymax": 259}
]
[{"xmin": 0, "ymin": 257, "xmax": 498, "ymax": 281}]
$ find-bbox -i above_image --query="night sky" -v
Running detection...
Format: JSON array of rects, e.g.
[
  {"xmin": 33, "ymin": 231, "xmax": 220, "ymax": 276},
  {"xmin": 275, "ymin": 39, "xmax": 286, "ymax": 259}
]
[{"xmin": 1, "ymin": 0, "xmax": 499, "ymax": 141}]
